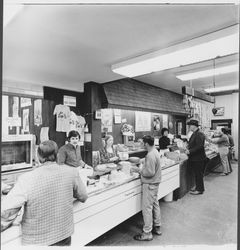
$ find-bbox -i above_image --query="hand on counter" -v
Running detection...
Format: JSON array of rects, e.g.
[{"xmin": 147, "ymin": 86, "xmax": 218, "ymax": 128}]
[{"xmin": 130, "ymin": 166, "xmax": 141, "ymax": 174}]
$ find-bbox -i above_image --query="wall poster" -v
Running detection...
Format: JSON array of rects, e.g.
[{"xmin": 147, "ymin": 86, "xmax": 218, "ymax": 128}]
[
  {"xmin": 40, "ymin": 127, "xmax": 49, "ymax": 143},
  {"xmin": 12, "ymin": 97, "xmax": 19, "ymax": 118},
  {"xmin": 22, "ymin": 109, "xmax": 30, "ymax": 132},
  {"xmin": 34, "ymin": 99, "xmax": 42, "ymax": 126},
  {"xmin": 101, "ymin": 109, "xmax": 113, "ymax": 133},
  {"xmin": 114, "ymin": 109, "xmax": 121, "ymax": 124},
  {"xmin": 21, "ymin": 97, "xmax": 32, "ymax": 108},
  {"xmin": 162, "ymin": 114, "xmax": 168, "ymax": 128},
  {"xmin": 153, "ymin": 114, "xmax": 161, "ymax": 131},
  {"xmin": 135, "ymin": 111, "xmax": 151, "ymax": 132}
]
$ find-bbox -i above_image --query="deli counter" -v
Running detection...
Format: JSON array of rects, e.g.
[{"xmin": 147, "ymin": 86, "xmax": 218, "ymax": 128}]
[
  {"xmin": 1, "ymin": 137, "xmax": 220, "ymax": 247},
  {"xmin": 2, "ymin": 158, "xmax": 180, "ymax": 247}
]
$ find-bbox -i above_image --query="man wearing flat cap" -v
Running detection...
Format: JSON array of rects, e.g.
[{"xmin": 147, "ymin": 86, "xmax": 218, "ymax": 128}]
[{"xmin": 185, "ymin": 119, "xmax": 206, "ymax": 195}]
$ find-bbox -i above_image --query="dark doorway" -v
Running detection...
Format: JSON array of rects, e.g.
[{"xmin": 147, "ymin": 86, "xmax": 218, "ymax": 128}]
[{"xmin": 211, "ymin": 119, "xmax": 233, "ymax": 134}]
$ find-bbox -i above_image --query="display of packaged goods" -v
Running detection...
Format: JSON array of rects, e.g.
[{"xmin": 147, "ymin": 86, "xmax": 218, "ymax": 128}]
[
  {"xmin": 116, "ymin": 144, "xmax": 129, "ymax": 152},
  {"xmin": 118, "ymin": 151, "xmax": 129, "ymax": 161},
  {"xmin": 95, "ymin": 163, "xmax": 117, "ymax": 172},
  {"xmin": 160, "ymin": 156, "xmax": 176, "ymax": 168},
  {"xmin": 164, "ymin": 151, "xmax": 180, "ymax": 161}
]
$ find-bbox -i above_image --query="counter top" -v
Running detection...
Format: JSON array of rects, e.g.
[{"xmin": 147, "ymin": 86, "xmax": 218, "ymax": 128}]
[
  {"xmin": 1, "ymin": 161, "xmax": 180, "ymax": 246},
  {"xmin": 86, "ymin": 161, "xmax": 180, "ymax": 197}
]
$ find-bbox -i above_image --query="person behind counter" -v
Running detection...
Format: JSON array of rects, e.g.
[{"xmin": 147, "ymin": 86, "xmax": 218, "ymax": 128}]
[
  {"xmin": 131, "ymin": 135, "xmax": 162, "ymax": 241},
  {"xmin": 99, "ymin": 135, "xmax": 119, "ymax": 163},
  {"xmin": 208, "ymin": 129, "xmax": 231, "ymax": 176},
  {"xmin": 185, "ymin": 119, "xmax": 206, "ymax": 195},
  {"xmin": 159, "ymin": 128, "xmax": 170, "ymax": 150},
  {"xmin": 1, "ymin": 140, "xmax": 88, "ymax": 246},
  {"xmin": 57, "ymin": 130, "xmax": 92, "ymax": 169}
]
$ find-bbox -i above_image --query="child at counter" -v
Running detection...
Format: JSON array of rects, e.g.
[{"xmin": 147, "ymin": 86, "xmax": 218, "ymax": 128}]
[{"xmin": 99, "ymin": 135, "xmax": 119, "ymax": 163}]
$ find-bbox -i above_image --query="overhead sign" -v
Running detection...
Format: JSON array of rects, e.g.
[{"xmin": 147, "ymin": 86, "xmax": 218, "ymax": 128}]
[{"xmin": 63, "ymin": 95, "xmax": 76, "ymax": 107}]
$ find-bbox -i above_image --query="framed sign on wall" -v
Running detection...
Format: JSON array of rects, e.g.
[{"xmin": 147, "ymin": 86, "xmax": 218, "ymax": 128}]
[{"xmin": 213, "ymin": 107, "xmax": 224, "ymax": 116}]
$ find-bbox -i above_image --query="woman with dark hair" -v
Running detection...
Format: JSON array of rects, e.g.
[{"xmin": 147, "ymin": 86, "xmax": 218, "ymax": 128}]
[
  {"xmin": 1, "ymin": 140, "xmax": 88, "ymax": 246},
  {"xmin": 159, "ymin": 128, "xmax": 170, "ymax": 150},
  {"xmin": 57, "ymin": 130, "xmax": 92, "ymax": 169},
  {"xmin": 99, "ymin": 135, "xmax": 119, "ymax": 163}
]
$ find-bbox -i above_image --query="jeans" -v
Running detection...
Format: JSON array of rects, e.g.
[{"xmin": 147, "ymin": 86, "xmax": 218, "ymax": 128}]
[
  {"xmin": 142, "ymin": 183, "xmax": 161, "ymax": 233},
  {"xmin": 50, "ymin": 236, "xmax": 71, "ymax": 246}
]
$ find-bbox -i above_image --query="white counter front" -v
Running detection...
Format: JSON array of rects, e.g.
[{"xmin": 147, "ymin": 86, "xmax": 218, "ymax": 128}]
[{"xmin": 1, "ymin": 163, "xmax": 180, "ymax": 247}]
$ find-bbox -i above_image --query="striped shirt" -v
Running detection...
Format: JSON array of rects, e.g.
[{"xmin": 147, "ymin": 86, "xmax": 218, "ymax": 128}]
[{"xmin": 1, "ymin": 163, "xmax": 88, "ymax": 245}]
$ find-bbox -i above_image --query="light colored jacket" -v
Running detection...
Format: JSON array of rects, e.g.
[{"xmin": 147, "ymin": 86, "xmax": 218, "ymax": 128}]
[
  {"xmin": 212, "ymin": 134, "xmax": 229, "ymax": 148},
  {"xmin": 140, "ymin": 147, "xmax": 162, "ymax": 184}
]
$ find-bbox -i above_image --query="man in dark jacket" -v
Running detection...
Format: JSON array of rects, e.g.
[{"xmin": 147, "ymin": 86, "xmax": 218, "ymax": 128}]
[{"xmin": 185, "ymin": 119, "xmax": 206, "ymax": 195}]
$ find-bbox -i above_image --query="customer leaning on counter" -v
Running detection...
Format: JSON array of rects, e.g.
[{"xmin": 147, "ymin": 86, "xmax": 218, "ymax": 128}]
[
  {"xmin": 208, "ymin": 129, "xmax": 231, "ymax": 176},
  {"xmin": 99, "ymin": 135, "xmax": 119, "ymax": 163},
  {"xmin": 1, "ymin": 140, "xmax": 88, "ymax": 246},
  {"xmin": 131, "ymin": 135, "xmax": 162, "ymax": 241},
  {"xmin": 57, "ymin": 130, "xmax": 92, "ymax": 169}
]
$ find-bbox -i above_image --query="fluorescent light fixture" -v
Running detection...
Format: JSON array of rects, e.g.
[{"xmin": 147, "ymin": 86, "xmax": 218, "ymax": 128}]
[
  {"xmin": 176, "ymin": 64, "xmax": 239, "ymax": 81},
  {"xmin": 112, "ymin": 25, "xmax": 239, "ymax": 78},
  {"xmin": 204, "ymin": 85, "xmax": 239, "ymax": 93}
]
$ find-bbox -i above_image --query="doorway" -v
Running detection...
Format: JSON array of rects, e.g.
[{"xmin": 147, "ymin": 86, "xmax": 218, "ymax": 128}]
[{"xmin": 211, "ymin": 119, "xmax": 232, "ymax": 134}]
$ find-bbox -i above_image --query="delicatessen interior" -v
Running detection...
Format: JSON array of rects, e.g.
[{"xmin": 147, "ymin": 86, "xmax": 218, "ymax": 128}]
[
  {"xmin": 1, "ymin": 3, "xmax": 239, "ymax": 246},
  {"xmin": 1, "ymin": 80, "xmax": 228, "ymax": 246}
]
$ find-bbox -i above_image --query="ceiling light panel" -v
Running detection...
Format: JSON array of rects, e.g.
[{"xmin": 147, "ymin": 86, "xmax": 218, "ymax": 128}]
[
  {"xmin": 112, "ymin": 26, "xmax": 239, "ymax": 78},
  {"xmin": 176, "ymin": 64, "xmax": 239, "ymax": 81},
  {"xmin": 204, "ymin": 85, "xmax": 239, "ymax": 93}
]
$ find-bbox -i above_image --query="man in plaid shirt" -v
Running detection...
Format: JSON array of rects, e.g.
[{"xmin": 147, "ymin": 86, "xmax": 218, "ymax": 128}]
[{"xmin": 1, "ymin": 140, "xmax": 88, "ymax": 246}]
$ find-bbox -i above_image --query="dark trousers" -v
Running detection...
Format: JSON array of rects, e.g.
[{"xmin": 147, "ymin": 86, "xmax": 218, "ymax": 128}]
[
  {"xmin": 190, "ymin": 160, "xmax": 205, "ymax": 192},
  {"xmin": 50, "ymin": 236, "xmax": 71, "ymax": 246}
]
